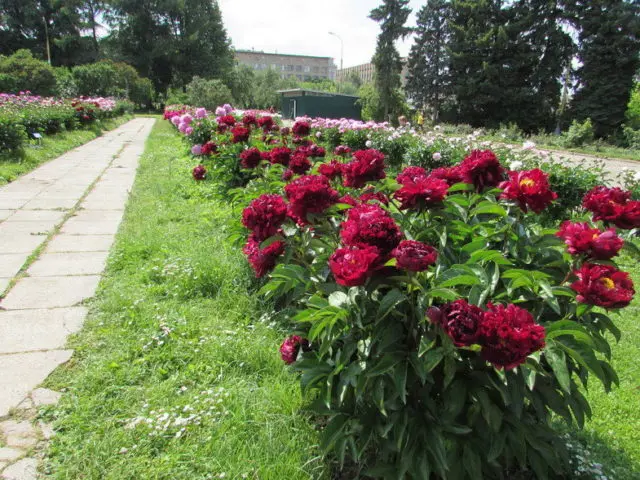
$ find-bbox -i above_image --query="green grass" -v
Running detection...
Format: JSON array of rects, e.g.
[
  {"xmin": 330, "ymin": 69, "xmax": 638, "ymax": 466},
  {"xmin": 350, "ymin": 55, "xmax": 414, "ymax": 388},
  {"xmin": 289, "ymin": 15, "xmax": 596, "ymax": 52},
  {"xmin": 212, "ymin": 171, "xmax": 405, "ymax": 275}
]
[
  {"xmin": 42, "ymin": 119, "xmax": 325, "ymax": 480},
  {"xmin": 0, "ymin": 115, "xmax": 133, "ymax": 185}
]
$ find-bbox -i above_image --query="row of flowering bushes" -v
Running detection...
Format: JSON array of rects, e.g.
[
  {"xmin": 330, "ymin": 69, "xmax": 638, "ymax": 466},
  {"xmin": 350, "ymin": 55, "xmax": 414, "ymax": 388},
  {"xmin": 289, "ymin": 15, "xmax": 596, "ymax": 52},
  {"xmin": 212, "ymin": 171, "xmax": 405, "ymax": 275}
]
[
  {"xmin": 167, "ymin": 106, "xmax": 638, "ymax": 478},
  {"xmin": 0, "ymin": 92, "xmax": 134, "ymax": 153}
]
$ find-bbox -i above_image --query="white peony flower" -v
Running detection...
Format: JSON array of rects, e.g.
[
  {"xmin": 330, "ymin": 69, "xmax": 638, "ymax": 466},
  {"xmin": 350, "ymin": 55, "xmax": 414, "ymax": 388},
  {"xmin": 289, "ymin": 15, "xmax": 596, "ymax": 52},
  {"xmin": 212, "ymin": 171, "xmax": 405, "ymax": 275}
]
[
  {"xmin": 509, "ymin": 160, "xmax": 524, "ymax": 170},
  {"xmin": 522, "ymin": 141, "xmax": 536, "ymax": 150},
  {"xmin": 365, "ymin": 140, "xmax": 373, "ymax": 148},
  {"xmin": 432, "ymin": 152, "xmax": 442, "ymax": 161}
]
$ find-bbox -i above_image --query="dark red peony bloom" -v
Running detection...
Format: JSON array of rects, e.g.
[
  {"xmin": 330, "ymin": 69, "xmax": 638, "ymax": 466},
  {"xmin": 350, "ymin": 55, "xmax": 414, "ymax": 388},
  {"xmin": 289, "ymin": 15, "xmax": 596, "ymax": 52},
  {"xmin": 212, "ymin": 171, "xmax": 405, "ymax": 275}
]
[
  {"xmin": 360, "ymin": 191, "xmax": 389, "ymax": 205},
  {"xmin": 479, "ymin": 303, "xmax": 545, "ymax": 370},
  {"xmin": 289, "ymin": 152, "xmax": 312, "ymax": 175},
  {"xmin": 243, "ymin": 237, "xmax": 286, "ymax": 278},
  {"xmin": 429, "ymin": 166, "xmax": 466, "ymax": 186},
  {"xmin": 340, "ymin": 204, "xmax": 403, "ymax": 254},
  {"xmin": 217, "ymin": 124, "xmax": 228, "ymax": 134},
  {"xmin": 242, "ymin": 114, "xmax": 258, "ymax": 126},
  {"xmin": 392, "ymin": 240, "xmax": 438, "ymax": 272},
  {"xmin": 308, "ymin": 144, "xmax": 326, "ymax": 158},
  {"xmin": 201, "ymin": 141, "xmax": 218, "ymax": 156},
  {"xmin": 270, "ymin": 147, "xmax": 292, "ymax": 166},
  {"xmin": 218, "ymin": 114, "xmax": 236, "ymax": 126},
  {"xmin": 499, "ymin": 169, "xmax": 558, "ymax": 213},
  {"xmin": 192, "ymin": 164, "xmax": 207, "ymax": 181},
  {"xmin": 231, "ymin": 125, "xmax": 250, "ymax": 143},
  {"xmin": 284, "ymin": 175, "xmax": 340, "ymax": 224},
  {"xmin": 397, "ymin": 166, "xmax": 428, "ymax": 185},
  {"xmin": 393, "ymin": 176, "xmax": 449, "ymax": 210},
  {"xmin": 258, "ymin": 116, "xmax": 274, "ymax": 131},
  {"xmin": 329, "ymin": 246, "xmax": 381, "ymax": 287},
  {"xmin": 240, "ymin": 147, "xmax": 263, "ymax": 169},
  {"xmin": 260, "ymin": 151, "xmax": 272, "ymax": 161},
  {"xmin": 280, "ymin": 126, "xmax": 291, "ymax": 136},
  {"xmin": 292, "ymin": 120, "xmax": 311, "ymax": 137},
  {"xmin": 338, "ymin": 194, "xmax": 359, "ymax": 207},
  {"xmin": 282, "ymin": 169, "xmax": 293, "ymax": 181},
  {"xmin": 581, "ymin": 186, "xmax": 640, "ymax": 229},
  {"xmin": 279, "ymin": 335, "xmax": 309, "ymax": 364},
  {"xmin": 292, "ymin": 136, "xmax": 312, "ymax": 146},
  {"xmin": 570, "ymin": 263, "xmax": 635, "ymax": 309},
  {"xmin": 242, "ymin": 194, "xmax": 288, "ymax": 242},
  {"xmin": 342, "ymin": 149, "xmax": 387, "ymax": 188},
  {"xmin": 427, "ymin": 300, "xmax": 484, "ymax": 347},
  {"xmin": 556, "ymin": 221, "xmax": 623, "ymax": 260},
  {"xmin": 318, "ymin": 160, "xmax": 343, "ymax": 180},
  {"xmin": 334, "ymin": 145, "xmax": 352, "ymax": 157},
  {"xmin": 459, "ymin": 150, "xmax": 505, "ymax": 191}
]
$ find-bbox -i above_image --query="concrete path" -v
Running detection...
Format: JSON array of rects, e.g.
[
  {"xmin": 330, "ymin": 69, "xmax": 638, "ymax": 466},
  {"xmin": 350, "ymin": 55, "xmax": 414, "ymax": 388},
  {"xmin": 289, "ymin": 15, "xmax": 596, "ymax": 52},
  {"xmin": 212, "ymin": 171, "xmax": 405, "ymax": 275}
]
[{"xmin": 0, "ymin": 117, "xmax": 155, "ymax": 478}]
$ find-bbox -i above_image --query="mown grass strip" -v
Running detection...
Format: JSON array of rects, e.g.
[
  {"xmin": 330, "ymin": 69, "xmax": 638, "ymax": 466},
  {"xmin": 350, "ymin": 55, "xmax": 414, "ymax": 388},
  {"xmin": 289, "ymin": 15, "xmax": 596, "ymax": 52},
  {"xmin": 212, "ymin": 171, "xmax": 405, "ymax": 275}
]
[
  {"xmin": 0, "ymin": 114, "xmax": 134, "ymax": 185},
  {"xmin": 42, "ymin": 119, "xmax": 325, "ymax": 479}
]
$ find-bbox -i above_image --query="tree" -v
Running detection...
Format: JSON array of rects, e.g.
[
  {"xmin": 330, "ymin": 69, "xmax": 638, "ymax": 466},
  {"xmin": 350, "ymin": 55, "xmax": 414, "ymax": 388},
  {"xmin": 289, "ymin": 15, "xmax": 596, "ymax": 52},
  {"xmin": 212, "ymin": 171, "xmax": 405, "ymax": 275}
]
[
  {"xmin": 369, "ymin": 0, "xmax": 412, "ymax": 122},
  {"xmin": 0, "ymin": 49, "xmax": 57, "ymax": 94},
  {"xmin": 186, "ymin": 76, "xmax": 233, "ymax": 110},
  {"xmin": 569, "ymin": 0, "xmax": 640, "ymax": 137},
  {"xmin": 407, "ymin": 0, "xmax": 452, "ymax": 123}
]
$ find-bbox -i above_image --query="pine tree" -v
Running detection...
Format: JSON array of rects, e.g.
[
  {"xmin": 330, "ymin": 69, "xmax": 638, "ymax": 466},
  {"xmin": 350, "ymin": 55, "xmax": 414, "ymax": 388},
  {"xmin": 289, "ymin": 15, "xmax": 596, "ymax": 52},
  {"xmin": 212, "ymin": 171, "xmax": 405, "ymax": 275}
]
[
  {"xmin": 369, "ymin": 0, "xmax": 412, "ymax": 122},
  {"xmin": 407, "ymin": 0, "xmax": 452, "ymax": 123},
  {"xmin": 569, "ymin": 0, "xmax": 640, "ymax": 137}
]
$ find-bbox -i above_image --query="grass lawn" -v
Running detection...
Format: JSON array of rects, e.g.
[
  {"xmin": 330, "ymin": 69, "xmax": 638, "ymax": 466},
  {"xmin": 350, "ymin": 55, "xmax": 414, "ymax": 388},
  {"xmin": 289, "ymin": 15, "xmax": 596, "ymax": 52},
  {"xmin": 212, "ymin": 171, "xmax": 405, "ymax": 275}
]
[
  {"xmin": 0, "ymin": 114, "xmax": 133, "ymax": 186},
  {"xmin": 42, "ymin": 119, "xmax": 325, "ymax": 479},
  {"xmin": 41, "ymin": 118, "xmax": 640, "ymax": 479}
]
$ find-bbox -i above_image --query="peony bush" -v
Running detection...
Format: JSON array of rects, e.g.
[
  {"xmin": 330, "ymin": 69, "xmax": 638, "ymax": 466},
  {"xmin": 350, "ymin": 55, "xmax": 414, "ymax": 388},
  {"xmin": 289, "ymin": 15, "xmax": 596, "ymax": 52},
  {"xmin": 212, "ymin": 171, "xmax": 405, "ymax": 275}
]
[{"xmin": 166, "ymin": 106, "xmax": 638, "ymax": 479}]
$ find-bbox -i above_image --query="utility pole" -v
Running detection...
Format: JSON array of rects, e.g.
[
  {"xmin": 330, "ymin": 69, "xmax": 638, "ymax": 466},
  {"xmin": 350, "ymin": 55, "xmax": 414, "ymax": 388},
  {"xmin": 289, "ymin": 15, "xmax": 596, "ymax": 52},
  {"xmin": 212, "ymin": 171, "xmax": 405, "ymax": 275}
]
[
  {"xmin": 328, "ymin": 31, "xmax": 344, "ymax": 83},
  {"xmin": 43, "ymin": 15, "xmax": 51, "ymax": 65}
]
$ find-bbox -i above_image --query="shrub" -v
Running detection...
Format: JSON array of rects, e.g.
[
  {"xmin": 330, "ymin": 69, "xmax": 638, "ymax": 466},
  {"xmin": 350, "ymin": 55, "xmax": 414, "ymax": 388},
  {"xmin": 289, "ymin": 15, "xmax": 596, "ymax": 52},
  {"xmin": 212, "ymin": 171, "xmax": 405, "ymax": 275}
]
[
  {"xmin": 72, "ymin": 61, "xmax": 119, "ymax": 97},
  {"xmin": 53, "ymin": 67, "xmax": 79, "ymax": 97},
  {"xmin": 403, "ymin": 138, "xmax": 460, "ymax": 170},
  {"xmin": 563, "ymin": 119, "xmax": 595, "ymax": 148},
  {"xmin": 0, "ymin": 49, "xmax": 57, "ymax": 95},
  {"xmin": 186, "ymin": 77, "xmax": 233, "ymax": 111},
  {"xmin": 130, "ymin": 78, "xmax": 155, "ymax": 108},
  {"xmin": 0, "ymin": 114, "xmax": 28, "ymax": 152},
  {"xmin": 622, "ymin": 125, "xmax": 640, "ymax": 149}
]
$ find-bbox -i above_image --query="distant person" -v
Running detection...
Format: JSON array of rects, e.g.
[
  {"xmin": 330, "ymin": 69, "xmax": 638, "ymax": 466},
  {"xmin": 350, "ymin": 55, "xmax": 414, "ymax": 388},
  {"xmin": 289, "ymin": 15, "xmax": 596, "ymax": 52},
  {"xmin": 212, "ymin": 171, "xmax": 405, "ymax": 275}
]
[
  {"xmin": 398, "ymin": 115, "xmax": 408, "ymax": 128},
  {"xmin": 416, "ymin": 112, "xmax": 424, "ymax": 131}
]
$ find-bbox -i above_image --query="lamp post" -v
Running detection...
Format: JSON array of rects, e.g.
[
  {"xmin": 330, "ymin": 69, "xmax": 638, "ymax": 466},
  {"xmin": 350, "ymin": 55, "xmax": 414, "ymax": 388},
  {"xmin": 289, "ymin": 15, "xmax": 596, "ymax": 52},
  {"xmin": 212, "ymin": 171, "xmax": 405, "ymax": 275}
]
[{"xmin": 328, "ymin": 31, "xmax": 343, "ymax": 82}]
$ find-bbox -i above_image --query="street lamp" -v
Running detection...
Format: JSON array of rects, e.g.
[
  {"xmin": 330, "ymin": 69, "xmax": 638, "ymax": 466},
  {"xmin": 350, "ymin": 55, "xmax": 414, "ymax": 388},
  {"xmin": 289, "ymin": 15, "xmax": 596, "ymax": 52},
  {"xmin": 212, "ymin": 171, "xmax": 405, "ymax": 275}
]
[{"xmin": 328, "ymin": 31, "xmax": 343, "ymax": 81}]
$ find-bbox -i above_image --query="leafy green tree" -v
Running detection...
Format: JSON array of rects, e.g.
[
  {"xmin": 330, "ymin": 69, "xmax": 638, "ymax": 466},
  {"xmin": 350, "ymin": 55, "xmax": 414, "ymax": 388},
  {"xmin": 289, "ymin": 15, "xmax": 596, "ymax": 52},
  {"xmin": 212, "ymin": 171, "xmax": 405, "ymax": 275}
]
[
  {"xmin": 569, "ymin": 0, "xmax": 640, "ymax": 137},
  {"xmin": 186, "ymin": 76, "xmax": 232, "ymax": 110},
  {"xmin": 626, "ymin": 82, "xmax": 640, "ymax": 130},
  {"xmin": 224, "ymin": 64, "xmax": 256, "ymax": 108},
  {"xmin": 407, "ymin": 0, "xmax": 452, "ymax": 123},
  {"xmin": 369, "ymin": 0, "xmax": 412, "ymax": 121},
  {"xmin": 0, "ymin": 49, "xmax": 57, "ymax": 94}
]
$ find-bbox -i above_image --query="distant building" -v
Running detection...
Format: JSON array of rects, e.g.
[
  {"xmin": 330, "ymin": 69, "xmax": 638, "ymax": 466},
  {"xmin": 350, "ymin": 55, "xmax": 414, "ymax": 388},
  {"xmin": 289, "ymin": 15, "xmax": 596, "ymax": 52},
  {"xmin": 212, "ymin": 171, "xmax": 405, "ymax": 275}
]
[
  {"xmin": 337, "ymin": 60, "xmax": 409, "ymax": 86},
  {"xmin": 234, "ymin": 50, "xmax": 337, "ymax": 81}
]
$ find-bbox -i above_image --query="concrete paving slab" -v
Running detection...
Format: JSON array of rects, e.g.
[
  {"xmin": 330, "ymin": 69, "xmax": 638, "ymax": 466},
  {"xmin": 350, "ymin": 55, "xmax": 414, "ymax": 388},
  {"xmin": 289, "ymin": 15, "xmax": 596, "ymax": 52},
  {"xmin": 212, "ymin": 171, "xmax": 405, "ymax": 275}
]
[
  {"xmin": 0, "ymin": 308, "xmax": 87, "ymax": 354},
  {"xmin": 0, "ymin": 221, "xmax": 56, "ymax": 235},
  {"xmin": 28, "ymin": 251, "xmax": 109, "ymax": 277},
  {"xmin": 0, "ymin": 278, "xmax": 9, "ymax": 295},
  {"xmin": 4, "ymin": 210, "xmax": 65, "ymax": 223},
  {"xmin": 0, "ymin": 457, "xmax": 38, "ymax": 479},
  {"xmin": 0, "ymin": 276, "xmax": 100, "ymax": 310},
  {"xmin": 0, "ymin": 350, "xmax": 73, "ymax": 418},
  {"xmin": 46, "ymin": 234, "xmax": 114, "ymax": 253},
  {"xmin": 0, "ymin": 255, "xmax": 27, "ymax": 279},
  {"xmin": 0, "ymin": 198, "xmax": 27, "ymax": 210},
  {"xmin": 0, "ymin": 234, "xmax": 46, "ymax": 254},
  {"xmin": 22, "ymin": 196, "xmax": 77, "ymax": 210},
  {"xmin": 0, "ymin": 210, "xmax": 14, "ymax": 222},
  {"xmin": 81, "ymin": 192, "xmax": 129, "ymax": 210},
  {"xmin": 60, "ymin": 210, "xmax": 123, "ymax": 235}
]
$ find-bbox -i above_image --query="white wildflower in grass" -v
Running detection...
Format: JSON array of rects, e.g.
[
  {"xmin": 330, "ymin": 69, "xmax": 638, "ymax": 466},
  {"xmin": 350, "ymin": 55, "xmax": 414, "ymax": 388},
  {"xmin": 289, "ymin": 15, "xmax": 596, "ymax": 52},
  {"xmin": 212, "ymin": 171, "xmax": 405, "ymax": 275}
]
[
  {"xmin": 523, "ymin": 140, "xmax": 536, "ymax": 150},
  {"xmin": 508, "ymin": 160, "xmax": 524, "ymax": 170},
  {"xmin": 365, "ymin": 140, "xmax": 373, "ymax": 148}
]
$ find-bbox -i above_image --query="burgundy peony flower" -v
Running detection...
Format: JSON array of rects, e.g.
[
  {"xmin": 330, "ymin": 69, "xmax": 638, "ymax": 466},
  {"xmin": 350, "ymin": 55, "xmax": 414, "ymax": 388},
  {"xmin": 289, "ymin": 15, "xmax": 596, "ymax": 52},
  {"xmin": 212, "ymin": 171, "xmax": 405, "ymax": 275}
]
[
  {"xmin": 231, "ymin": 125, "xmax": 250, "ymax": 143},
  {"xmin": 192, "ymin": 164, "xmax": 207, "ymax": 181},
  {"xmin": 201, "ymin": 141, "xmax": 218, "ymax": 156},
  {"xmin": 570, "ymin": 263, "xmax": 635, "ymax": 309},
  {"xmin": 240, "ymin": 147, "xmax": 263, "ymax": 169},
  {"xmin": 258, "ymin": 116, "xmax": 274, "ymax": 131},
  {"xmin": 499, "ymin": 169, "xmax": 558, "ymax": 213},
  {"xmin": 284, "ymin": 175, "xmax": 340, "ymax": 224},
  {"xmin": 242, "ymin": 114, "xmax": 258, "ymax": 126},
  {"xmin": 308, "ymin": 144, "xmax": 326, "ymax": 158},
  {"xmin": 280, "ymin": 126, "xmax": 291, "ymax": 136},
  {"xmin": 329, "ymin": 246, "xmax": 381, "ymax": 287},
  {"xmin": 340, "ymin": 204, "xmax": 403, "ymax": 254},
  {"xmin": 360, "ymin": 191, "xmax": 389, "ymax": 205},
  {"xmin": 218, "ymin": 114, "xmax": 236, "ymax": 126},
  {"xmin": 270, "ymin": 147, "xmax": 292, "ymax": 166},
  {"xmin": 342, "ymin": 149, "xmax": 387, "ymax": 188},
  {"xmin": 279, "ymin": 335, "xmax": 309, "ymax": 364},
  {"xmin": 243, "ymin": 237, "xmax": 286, "ymax": 278},
  {"xmin": 392, "ymin": 240, "xmax": 438, "ymax": 272},
  {"xmin": 242, "ymin": 194, "xmax": 288, "ymax": 241},
  {"xmin": 581, "ymin": 186, "xmax": 640, "ymax": 229},
  {"xmin": 459, "ymin": 150, "xmax": 505, "ymax": 191},
  {"xmin": 393, "ymin": 176, "xmax": 449, "ymax": 210},
  {"xmin": 556, "ymin": 221, "xmax": 623, "ymax": 260},
  {"xmin": 318, "ymin": 160, "xmax": 343, "ymax": 180},
  {"xmin": 427, "ymin": 300, "xmax": 484, "ymax": 347},
  {"xmin": 429, "ymin": 166, "xmax": 465, "ymax": 186},
  {"xmin": 292, "ymin": 120, "xmax": 311, "ymax": 137},
  {"xmin": 289, "ymin": 152, "xmax": 312, "ymax": 175},
  {"xmin": 479, "ymin": 303, "xmax": 545, "ymax": 370},
  {"xmin": 334, "ymin": 145, "xmax": 352, "ymax": 157},
  {"xmin": 338, "ymin": 195, "xmax": 359, "ymax": 207},
  {"xmin": 217, "ymin": 124, "xmax": 228, "ymax": 134},
  {"xmin": 396, "ymin": 166, "xmax": 428, "ymax": 185}
]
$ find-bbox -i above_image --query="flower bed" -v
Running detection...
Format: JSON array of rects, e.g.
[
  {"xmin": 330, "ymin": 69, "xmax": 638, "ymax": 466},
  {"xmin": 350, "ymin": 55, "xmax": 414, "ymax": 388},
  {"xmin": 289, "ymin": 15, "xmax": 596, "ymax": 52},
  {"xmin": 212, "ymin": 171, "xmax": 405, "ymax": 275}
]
[
  {"xmin": 166, "ymin": 106, "xmax": 639, "ymax": 478},
  {"xmin": 0, "ymin": 92, "xmax": 134, "ymax": 153}
]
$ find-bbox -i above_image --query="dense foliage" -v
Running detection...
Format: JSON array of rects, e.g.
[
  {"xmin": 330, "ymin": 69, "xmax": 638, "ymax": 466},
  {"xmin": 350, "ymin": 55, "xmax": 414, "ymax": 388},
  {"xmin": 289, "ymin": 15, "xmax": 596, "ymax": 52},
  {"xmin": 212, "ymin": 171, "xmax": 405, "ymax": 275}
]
[{"xmin": 167, "ymin": 105, "xmax": 638, "ymax": 479}]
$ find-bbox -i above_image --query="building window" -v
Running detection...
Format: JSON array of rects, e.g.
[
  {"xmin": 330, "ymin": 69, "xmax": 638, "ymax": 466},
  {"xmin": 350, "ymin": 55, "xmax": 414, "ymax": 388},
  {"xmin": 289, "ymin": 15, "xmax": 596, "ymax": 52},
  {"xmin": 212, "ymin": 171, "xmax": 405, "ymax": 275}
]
[
  {"xmin": 295, "ymin": 65, "xmax": 302, "ymax": 72},
  {"xmin": 286, "ymin": 65, "xmax": 294, "ymax": 71},
  {"xmin": 303, "ymin": 66, "xmax": 311, "ymax": 73},
  {"xmin": 313, "ymin": 66, "xmax": 319, "ymax": 73}
]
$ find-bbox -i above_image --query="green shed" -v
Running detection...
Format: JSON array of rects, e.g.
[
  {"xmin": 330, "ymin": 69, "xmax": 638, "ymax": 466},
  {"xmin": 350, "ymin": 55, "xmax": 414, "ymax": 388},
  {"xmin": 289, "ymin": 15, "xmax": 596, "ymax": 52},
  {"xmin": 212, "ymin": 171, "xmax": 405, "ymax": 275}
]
[{"xmin": 278, "ymin": 89, "xmax": 361, "ymax": 120}]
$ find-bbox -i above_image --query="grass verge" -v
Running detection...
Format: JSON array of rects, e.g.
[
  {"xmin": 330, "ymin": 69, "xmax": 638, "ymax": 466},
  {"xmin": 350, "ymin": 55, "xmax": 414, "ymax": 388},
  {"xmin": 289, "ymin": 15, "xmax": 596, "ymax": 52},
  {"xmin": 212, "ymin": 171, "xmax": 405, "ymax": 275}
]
[
  {"xmin": 0, "ymin": 114, "xmax": 134, "ymax": 185},
  {"xmin": 42, "ymin": 119, "xmax": 325, "ymax": 479}
]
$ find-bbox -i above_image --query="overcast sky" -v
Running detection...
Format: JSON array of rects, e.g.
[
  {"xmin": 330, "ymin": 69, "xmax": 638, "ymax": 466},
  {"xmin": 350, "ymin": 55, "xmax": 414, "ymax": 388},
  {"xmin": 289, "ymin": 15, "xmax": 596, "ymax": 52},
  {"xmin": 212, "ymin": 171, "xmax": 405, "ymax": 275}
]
[{"xmin": 218, "ymin": 0, "xmax": 424, "ymax": 68}]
